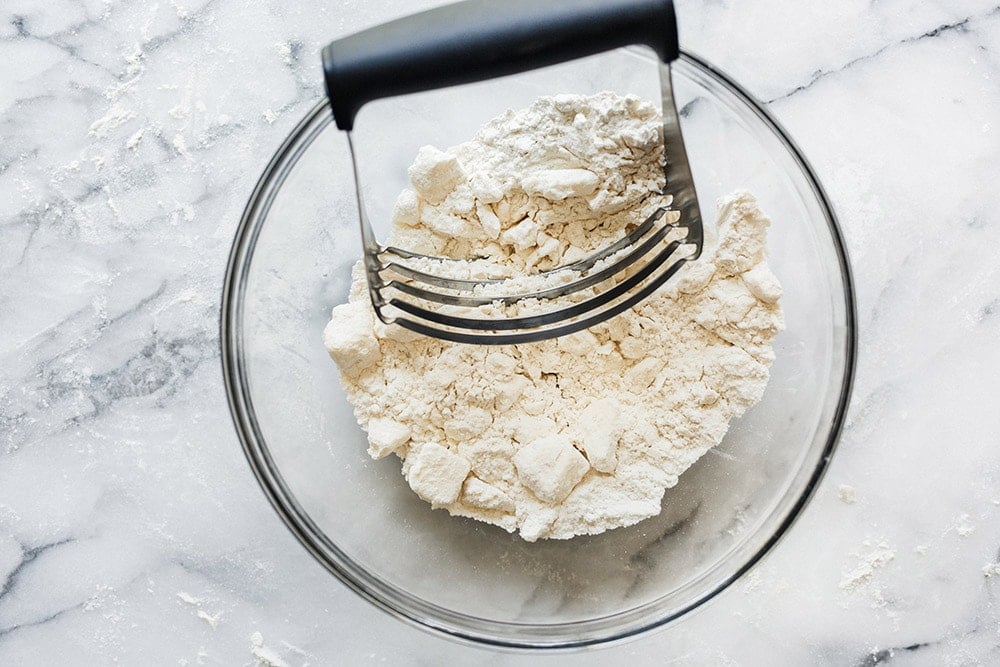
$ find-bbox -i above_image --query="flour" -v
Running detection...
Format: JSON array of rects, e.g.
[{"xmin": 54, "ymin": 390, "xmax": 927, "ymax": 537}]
[
  {"xmin": 172, "ymin": 133, "xmax": 191, "ymax": 158},
  {"xmin": 839, "ymin": 541, "xmax": 896, "ymax": 592},
  {"xmin": 176, "ymin": 591, "xmax": 202, "ymax": 606},
  {"xmin": 126, "ymin": 128, "xmax": 144, "ymax": 150},
  {"xmin": 250, "ymin": 632, "xmax": 290, "ymax": 667},
  {"xmin": 324, "ymin": 93, "xmax": 783, "ymax": 541},
  {"xmin": 955, "ymin": 513, "xmax": 976, "ymax": 537},
  {"xmin": 838, "ymin": 484, "xmax": 857, "ymax": 504}
]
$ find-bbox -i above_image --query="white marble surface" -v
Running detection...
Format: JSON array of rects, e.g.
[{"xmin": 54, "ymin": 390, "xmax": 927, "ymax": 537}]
[{"xmin": 2, "ymin": 0, "xmax": 999, "ymax": 663}]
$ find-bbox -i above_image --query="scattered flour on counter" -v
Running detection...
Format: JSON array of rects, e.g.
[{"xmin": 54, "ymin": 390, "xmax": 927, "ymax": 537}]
[
  {"xmin": 126, "ymin": 128, "xmax": 144, "ymax": 150},
  {"xmin": 838, "ymin": 484, "xmax": 857, "ymax": 504},
  {"xmin": 280, "ymin": 640, "xmax": 313, "ymax": 662},
  {"xmin": 323, "ymin": 92, "xmax": 784, "ymax": 541},
  {"xmin": 983, "ymin": 563, "xmax": 1000, "ymax": 577},
  {"xmin": 172, "ymin": 133, "xmax": 191, "ymax": 158},
  {"xmin": 839, "ymin": 541, "xmax": 896, "ymax": 592},
  {"xmin": 197, "ymin": 609, "xmax": 221, "ymax": 629},
  {"xmin": 124, "ymin": 43, "xmax": 144, "ymax": 77},
  {"xmin": 176, "ymin": 591, "xmax": 222, "ymax": 629},
  {"xmin": 88, "ymin": 103, "xmax": 135, "ymax": 137},
  {"xmin": 176, "ymin": 591, "xmax": 202, "ymax": 606},
  {"xmin": 250, "ymin": 632, "xmax": 290, "ymax": 667},
  {"xmin": 954, "ymin": 513, "xmax": 976, "ymax": 537}
]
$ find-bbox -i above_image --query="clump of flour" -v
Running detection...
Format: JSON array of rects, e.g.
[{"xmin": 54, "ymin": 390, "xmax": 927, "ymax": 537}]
[
  {"xmin": 324, "ymin": 93, "xmax": 783, "ymax": 541},
  {"xmin": 388, "ymin": 92, "xmax": 667, "ymax": 271}
]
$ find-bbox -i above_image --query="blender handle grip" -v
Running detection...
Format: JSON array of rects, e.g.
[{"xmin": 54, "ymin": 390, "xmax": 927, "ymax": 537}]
[{"xmin": 322, "ymin": 0, "xmax": 678, "ymax": 131}]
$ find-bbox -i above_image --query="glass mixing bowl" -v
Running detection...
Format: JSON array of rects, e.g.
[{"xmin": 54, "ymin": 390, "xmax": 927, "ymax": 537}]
[{"xmin": 221, "ymin": 50, "xmax": 856, "ymax": 648}]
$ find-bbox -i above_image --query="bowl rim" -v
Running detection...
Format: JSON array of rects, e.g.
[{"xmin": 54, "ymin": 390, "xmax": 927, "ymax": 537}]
[{"xmin": 220, "ymin": 50, "xmax": 857, "ymax": 649}]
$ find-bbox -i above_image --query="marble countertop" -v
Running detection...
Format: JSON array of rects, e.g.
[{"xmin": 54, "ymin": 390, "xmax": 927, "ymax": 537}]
[{"xmin": 3, "ymin": 0, "xmax": 1000, "ymax": 663}]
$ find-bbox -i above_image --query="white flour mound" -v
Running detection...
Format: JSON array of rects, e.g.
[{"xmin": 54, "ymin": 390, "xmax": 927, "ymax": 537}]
[{"xmin": 324, "ymin": 93, "xmax": 783, "ymax": 541}]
